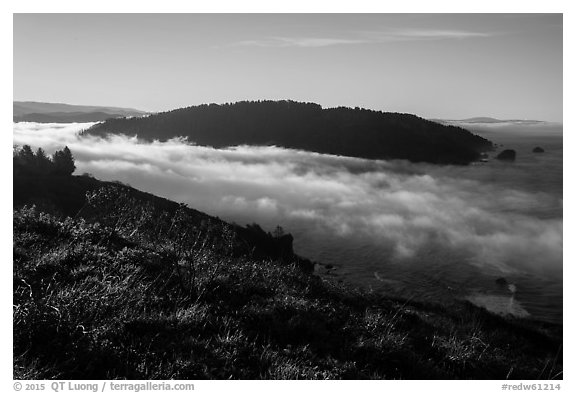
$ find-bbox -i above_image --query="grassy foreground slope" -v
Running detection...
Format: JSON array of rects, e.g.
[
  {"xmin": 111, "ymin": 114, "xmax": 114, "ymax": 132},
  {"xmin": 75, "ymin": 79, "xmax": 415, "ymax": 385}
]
[{"xmin": 13, "ymin": 175, "xmax": 561, "ymax": 379}]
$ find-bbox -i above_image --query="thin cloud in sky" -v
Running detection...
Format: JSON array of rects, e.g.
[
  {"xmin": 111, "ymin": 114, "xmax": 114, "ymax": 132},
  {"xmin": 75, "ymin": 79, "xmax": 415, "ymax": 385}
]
[
  {"xmin": 235, "ymin": 37, "xmax": 367, "ymax": 48},
  {"xmin": 234, "ymin": 28, "xmax": 495, "ymax": 48},
  {"xmin": 384, "ymin": 28, "xmax": 494, "ymax": 39}
]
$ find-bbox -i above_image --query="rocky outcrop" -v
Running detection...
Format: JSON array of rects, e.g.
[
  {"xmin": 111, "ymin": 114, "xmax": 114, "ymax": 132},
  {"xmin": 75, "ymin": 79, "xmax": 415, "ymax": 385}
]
[
  {"xmin": 276, "ymin": 233, "xmax": 295, "ymax": 260},
  {"xmin": 236, "ymin": 224, "xmax": 315, "ymax": 271},
  {"xmin": 496, "ymin": 149, "xmax": 516, "ymax": 161}
]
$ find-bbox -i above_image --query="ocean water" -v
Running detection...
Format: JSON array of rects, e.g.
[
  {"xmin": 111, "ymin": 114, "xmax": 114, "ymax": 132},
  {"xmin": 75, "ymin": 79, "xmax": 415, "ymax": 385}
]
[
  {"xmin": 14, "ymin": 121, "xmax": 563, "ymax": 324},
  {"xmin": 292, "ymin": 122, "xmax": 563, "ymax": 324}
]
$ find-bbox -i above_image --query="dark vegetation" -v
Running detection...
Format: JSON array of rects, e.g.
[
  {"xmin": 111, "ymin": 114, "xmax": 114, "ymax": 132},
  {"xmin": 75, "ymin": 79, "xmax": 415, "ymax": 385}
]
[
  {"xmin": 14, "ymin": 147, "xmax": 561, "ymax": 379},
  {"xmin": 14, "ymin": 145, "xmax": 76, "ymax": 177},
  {"xmin": 87, "ymin": 100, "xmax": 494, "ymax": 165}
]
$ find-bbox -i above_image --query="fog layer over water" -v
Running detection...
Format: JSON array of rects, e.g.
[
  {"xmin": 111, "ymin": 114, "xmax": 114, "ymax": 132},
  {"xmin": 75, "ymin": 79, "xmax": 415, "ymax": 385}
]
[{"xmin": 13, "ymin": 122, "xmax": 563, "ymax": 323}]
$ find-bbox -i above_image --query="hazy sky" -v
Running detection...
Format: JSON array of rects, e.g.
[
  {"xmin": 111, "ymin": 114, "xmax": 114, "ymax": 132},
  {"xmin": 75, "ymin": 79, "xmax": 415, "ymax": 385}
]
[{"xmin": 14, "ymin": 14, "xmax": 562, "ymax": 121}]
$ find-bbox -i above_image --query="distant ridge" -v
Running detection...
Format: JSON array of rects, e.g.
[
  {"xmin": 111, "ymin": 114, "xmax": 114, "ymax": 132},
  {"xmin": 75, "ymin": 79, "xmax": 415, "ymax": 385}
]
[
  {"xmin": 13, "ymin": 101, "xmax": 146, "ymax": 123},
  {"xmin": 432, "ymin": 117, "xmax": 548, "ymax": 125},
  {"xmin": 458, "ymin": 117, "xmax": 507, "ymax": 123},
  {"xmin": 87, "ymin": 100, "xmax": 494, "ymax": 165}
]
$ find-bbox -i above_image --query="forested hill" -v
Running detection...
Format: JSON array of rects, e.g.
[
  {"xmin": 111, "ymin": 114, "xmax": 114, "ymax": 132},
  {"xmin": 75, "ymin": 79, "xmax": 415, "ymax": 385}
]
[{"xmin": 87, "ymin": 101, "xmax": 494, "ymax": 165}]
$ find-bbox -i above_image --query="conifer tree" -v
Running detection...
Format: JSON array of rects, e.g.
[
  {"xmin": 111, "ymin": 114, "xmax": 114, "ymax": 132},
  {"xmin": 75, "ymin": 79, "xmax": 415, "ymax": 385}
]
[
  {"xmin": 13, "ymin": 145, "xmax": 36, "ymax": 175},
  {"xmin": 35, "ymin": 147, "xmax": 53, "ymax": 175},
  {"xmin": 52, "ymin": 146, "xmax": 76, "ymax": 175}
]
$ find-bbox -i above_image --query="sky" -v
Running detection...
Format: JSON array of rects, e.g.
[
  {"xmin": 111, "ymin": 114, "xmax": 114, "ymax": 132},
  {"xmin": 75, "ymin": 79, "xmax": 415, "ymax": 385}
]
[{"xmin": 13, "ymin": 13, "xmax": 563, "ymax": 121}]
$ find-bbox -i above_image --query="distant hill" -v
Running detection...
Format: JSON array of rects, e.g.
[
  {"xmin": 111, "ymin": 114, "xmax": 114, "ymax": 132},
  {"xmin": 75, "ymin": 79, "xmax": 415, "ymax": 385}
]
[
  {"xmin": 433, "ymin": 117, "xmax": 548, "ymax": 126},
  {"xmin": 87, "ymin": 100, "xmax": 494, "ymax": 165},
  {"xmin": 14, "ymin": 111, "xmax": 139, "ymax": 123},
  {"xmin": 13, "ymin": 101, "xmax": 146, "ymax": 123},
  {"xmin": 458, "ymin": 117, "xmax": 506, "ymax": 124}
]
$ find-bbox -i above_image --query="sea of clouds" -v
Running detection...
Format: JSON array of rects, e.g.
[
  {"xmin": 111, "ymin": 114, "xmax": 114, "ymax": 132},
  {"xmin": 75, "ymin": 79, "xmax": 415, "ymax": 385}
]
[{"xmin": 13, "ymin": 122, "xmax": 562, "ymax": 277}]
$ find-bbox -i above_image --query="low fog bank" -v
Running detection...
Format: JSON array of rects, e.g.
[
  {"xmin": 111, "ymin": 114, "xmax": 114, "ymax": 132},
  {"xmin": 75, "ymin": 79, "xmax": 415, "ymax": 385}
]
[
  {"xmin": 14, "ymin": 122, "xmax": 562, "ymax": 277},
  {"xmin": 449, "ymin": 121, "xmax": 563, "ymax": 143},
  {"xmin": 441, "ymin": 120, "xmax": 562, "ymax": 132}
]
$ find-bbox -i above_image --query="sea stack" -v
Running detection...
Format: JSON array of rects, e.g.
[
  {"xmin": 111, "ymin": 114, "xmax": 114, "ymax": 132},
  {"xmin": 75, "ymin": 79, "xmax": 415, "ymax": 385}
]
[{"xmin": 496, "ymin": 149, "xmax": 516, "ymax": 161}]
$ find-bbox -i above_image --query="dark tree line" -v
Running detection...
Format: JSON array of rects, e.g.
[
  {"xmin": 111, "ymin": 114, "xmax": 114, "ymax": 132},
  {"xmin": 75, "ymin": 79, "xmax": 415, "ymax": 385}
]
[
  {"xmin": 87, "ymin": 100, "xmax": 494, "ymax": 165},
  {"xmin": 13, "ymin": 145, "xmax": 76, "ymax": 176}
]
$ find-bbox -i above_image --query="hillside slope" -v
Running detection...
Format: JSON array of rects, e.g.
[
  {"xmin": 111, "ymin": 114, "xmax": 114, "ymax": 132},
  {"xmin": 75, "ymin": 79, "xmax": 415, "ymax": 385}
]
[
  {"xmin": 13, "ymin": 173, "xmax": 561, "ymax": 379},
  {"xmin": 86, "ymin": 100, "xmax": 494, "ymax": 165},
  {"xmin": 13, "ymin": 174, "xmax": 302, "ymax": 267}
]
